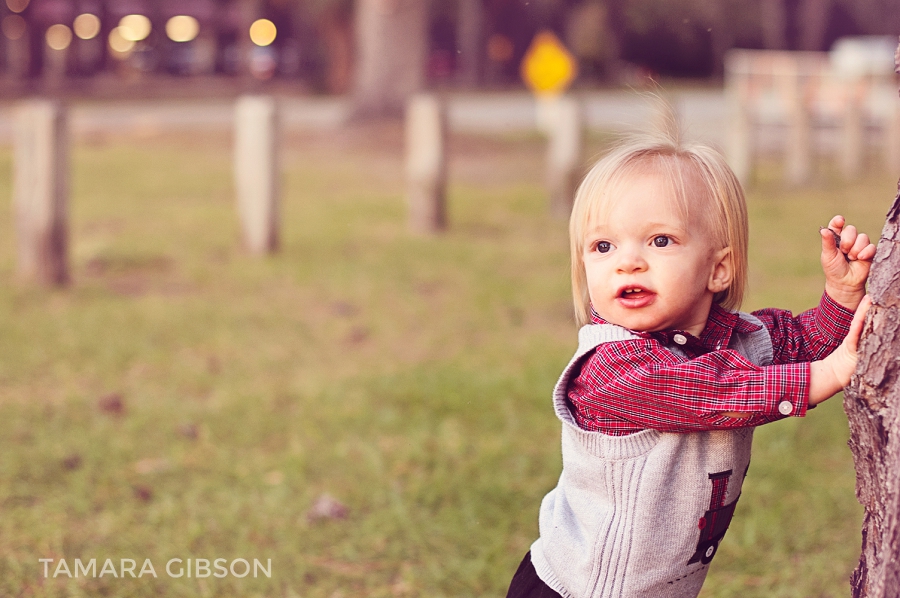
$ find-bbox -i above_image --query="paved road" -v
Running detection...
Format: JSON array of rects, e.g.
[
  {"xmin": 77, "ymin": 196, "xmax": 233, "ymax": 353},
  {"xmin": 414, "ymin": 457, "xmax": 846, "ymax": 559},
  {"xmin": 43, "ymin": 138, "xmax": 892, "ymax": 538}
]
[{"xmin": 0, "ymin": 89, "xmax": 727, "ymax": 146}]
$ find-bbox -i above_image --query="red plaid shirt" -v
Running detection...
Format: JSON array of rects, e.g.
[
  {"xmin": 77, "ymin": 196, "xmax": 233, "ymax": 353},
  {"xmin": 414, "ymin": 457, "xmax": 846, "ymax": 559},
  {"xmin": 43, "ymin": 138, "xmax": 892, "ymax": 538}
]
[{"xmin": 568, "ymin": 293, "xmax": 854, "ymax": 435}]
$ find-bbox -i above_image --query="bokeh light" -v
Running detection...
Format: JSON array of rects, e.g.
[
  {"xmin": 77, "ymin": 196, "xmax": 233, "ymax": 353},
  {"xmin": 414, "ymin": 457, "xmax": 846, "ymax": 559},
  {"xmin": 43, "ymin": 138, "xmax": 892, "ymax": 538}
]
[
  {"xmin": 108, "ymin": 27, "xmax": 136, "ymax": 55},
  {"xmin": 118, "ymin": 14, "xmax": 151, "ymax": 42},
  {"xmin": 165, "ymin": 15, "xmax": 199, "ymax": 43},
  {"xmin": 73, "ymin": 13, "xmax": 101, "ymax": 40},
  {"xmin": 45, "ymin": 23, "xmax": 72, "ymax": 50},
  {"xmin": 1, "ymin": 14, "xmax": 25, "ymax": 40},
  {"xmin": 249, "ymin": 19, "xmax": 276, "ymax": 47},
  {"xmin": 5, "ymin": 0, "xmax": 29, "ymax": 13}
]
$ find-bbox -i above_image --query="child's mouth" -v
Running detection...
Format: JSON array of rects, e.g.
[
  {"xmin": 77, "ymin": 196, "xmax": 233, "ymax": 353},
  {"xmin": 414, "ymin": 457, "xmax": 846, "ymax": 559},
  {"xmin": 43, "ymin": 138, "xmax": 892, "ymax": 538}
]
[{"xmin": 617, "ymin": 286, "xmax": 656, "ymax": 308}]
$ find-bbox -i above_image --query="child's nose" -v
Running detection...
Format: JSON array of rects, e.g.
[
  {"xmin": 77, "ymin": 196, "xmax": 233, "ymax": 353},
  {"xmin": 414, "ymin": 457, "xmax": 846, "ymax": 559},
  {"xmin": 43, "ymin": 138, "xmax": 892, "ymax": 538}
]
[{"xmin": 615, "ymin": 247, "xmax": 648, "ymax": 273}]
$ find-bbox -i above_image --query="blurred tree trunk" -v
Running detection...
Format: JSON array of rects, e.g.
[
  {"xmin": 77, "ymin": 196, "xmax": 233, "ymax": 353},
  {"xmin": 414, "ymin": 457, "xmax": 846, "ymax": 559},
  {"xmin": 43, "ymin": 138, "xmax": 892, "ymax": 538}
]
[
  {"xmin": 798, "ymin": 0, "xmax": 831, "ymax": 51},
  {"xmin": 237, "ymin": 0, "xmax": 262, "ymax": 81},
  {"xmin": 702, "ymin": 0, "xmax": 731, "ymax": 77},
  {"xmin": 456, "ymin": 0, "xmax": 484, "ymax": 87},
  {"xmin": 318, "ymin": 4, "xmax": 354, "ymax": 94},
  {"xmin": 603, "ymin": 0, "xmax": 626, "ymax": 80},
  {"xmin": 760, "ymin": 0, "xmax": 787, "ymax": 49},
  {"xmin": 351, "ymin": 0, "xmax": 428, "ymax": 118},
  {"xmin": 842, "ymin": 42, "xmax": 900, "ymax": 598},
  {"xmin": 5, "ymin": 25, "xmax": 31, "ymax": 82}
]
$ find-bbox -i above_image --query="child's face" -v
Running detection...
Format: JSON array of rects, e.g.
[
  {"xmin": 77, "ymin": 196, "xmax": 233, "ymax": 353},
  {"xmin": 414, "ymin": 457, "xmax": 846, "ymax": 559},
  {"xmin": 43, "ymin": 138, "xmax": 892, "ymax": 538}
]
[{"xmin": 582, "ymin": 171, "xmax": 730, "ymax": 336}]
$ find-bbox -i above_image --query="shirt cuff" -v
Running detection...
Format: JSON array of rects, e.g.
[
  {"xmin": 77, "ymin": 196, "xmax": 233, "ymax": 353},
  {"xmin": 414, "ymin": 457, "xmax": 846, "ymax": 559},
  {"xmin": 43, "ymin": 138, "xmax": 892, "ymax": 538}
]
[
  {"xmin": 817, "ymin": 291, "xmax": 855, "ymax": 342},
  {"xmin": 763, "ymin": 362, "xmax": 810, "ymax": 418}
]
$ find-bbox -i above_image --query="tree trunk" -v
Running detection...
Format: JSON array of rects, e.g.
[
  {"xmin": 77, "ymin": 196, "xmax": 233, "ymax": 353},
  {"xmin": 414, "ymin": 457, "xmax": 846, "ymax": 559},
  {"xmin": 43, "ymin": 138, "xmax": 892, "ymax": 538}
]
[
  {"xmin": 797, "ymin": 0, "xmax": 831, "ymax": 51},
  {"xmin": 456, "ymin": 0, "xmax": 484, "ymax": 88},
  {"xmin": 351, "ymin": 0, "xmax": 428, "ymax": 118},
  {"xmin": 760, "ymin": 0, "xmax": 788, "ymax": 50},
  {"xmin": 842, "ymin": 40, "xmax": 900, "ymax": 598},
  {"xmin": 603, "ymin": 0, "xmax": 626, "ymax": 81},
  {"xmin": 318, "ymin": 5, "xmax": 354, "ymax": 94},
  {"xmin": 702, "ymin": 0, "xmax": 731, "ymax": 78},
  {"xmin": 237, "ymin": 0, "xmax": 262, "ymax": 83}
]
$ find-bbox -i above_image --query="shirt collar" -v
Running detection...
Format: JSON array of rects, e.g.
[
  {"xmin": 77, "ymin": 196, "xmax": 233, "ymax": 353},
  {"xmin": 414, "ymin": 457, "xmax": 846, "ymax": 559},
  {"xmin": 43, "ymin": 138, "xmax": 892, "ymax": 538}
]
[{"xmin": 589, "ymin": 302, "xmax": 761, "ymax": 352}]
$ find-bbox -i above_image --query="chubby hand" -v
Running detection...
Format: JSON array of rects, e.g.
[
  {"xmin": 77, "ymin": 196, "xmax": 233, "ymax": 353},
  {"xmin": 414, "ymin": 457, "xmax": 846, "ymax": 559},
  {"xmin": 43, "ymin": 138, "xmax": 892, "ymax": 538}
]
[
  {"xmin": 820, "ymin": 215, "xmax": 876, "ymax": 309},
  {"xmin": 809, "ymin": 295, "xmax": 871, "ymax": 406},
  {"xmin": 723, "ymin": 297, "xmax": 872, "ymax": 417}
]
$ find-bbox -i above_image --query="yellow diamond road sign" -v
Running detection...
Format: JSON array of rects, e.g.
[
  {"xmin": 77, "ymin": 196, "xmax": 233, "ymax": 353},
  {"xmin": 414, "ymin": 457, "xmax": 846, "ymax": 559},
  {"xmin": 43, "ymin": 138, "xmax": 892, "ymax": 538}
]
[{"xmin": 521, "ymin": 30, "xmax": 578, "ymax": 95}]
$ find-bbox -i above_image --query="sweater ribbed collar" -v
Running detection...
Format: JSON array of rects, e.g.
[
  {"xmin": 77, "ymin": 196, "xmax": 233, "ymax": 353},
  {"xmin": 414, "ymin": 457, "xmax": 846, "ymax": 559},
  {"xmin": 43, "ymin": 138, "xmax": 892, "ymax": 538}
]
[{"xmin": 588, "ymin": 303, "xmax": 762, "ymax": 354}]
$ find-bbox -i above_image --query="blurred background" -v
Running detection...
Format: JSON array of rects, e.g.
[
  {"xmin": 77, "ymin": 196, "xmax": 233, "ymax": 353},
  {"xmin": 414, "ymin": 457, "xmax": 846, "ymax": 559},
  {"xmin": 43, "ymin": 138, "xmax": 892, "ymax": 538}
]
[
  {"xmin": 1, "ymin": 1, "xmax": 899, "ymax": 597},
  {"xmin": 0, "ymin": 0, "xmax": 897, "ymax": 96}
]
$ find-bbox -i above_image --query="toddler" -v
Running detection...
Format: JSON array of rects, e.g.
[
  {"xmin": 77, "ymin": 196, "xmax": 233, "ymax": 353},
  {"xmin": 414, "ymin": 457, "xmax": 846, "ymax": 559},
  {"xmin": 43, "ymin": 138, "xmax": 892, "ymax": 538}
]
[{"xmin": 506, "ymin": 131, "xmax": 875, "ymax": 598}]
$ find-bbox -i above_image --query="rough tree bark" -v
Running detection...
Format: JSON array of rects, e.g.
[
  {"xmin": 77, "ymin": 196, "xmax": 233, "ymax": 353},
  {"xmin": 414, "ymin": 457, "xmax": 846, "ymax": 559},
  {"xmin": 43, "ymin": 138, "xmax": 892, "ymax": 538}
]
[{"xmin": 842, "ymin": 40, "xmax": 900, "ymax": 598}]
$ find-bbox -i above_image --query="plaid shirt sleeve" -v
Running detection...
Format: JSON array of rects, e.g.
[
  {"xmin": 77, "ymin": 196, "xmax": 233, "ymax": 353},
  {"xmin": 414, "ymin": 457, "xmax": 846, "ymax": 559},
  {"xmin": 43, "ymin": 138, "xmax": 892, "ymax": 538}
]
[
  {"xmin": 568, "ymin": 293, "xmax": 854, "ymax": 435},
  {"xmin": 570, "ymin": 340, "xmax": 809, "ymax": 434},
  {"xmin": 751, "ymin": 292, "xmax": 854, "ymax": 364}
]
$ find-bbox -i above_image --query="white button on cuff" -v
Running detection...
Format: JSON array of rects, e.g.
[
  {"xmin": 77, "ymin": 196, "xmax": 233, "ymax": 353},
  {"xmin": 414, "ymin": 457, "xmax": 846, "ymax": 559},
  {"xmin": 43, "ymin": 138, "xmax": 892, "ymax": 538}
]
[
  {"xmin": 673, "ymin": 334, "xmax": 687, "ymax": 345},
  {"xmin": 778, "ymin": 401, "xmax": 794, "ymax": 416}
]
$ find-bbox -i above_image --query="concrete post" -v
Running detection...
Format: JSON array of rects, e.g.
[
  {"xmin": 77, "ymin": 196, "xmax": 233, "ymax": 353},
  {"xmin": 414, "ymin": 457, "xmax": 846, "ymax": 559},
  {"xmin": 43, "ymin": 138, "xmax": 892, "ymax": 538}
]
[
  {"xmin": 841, "ymin": 80, "xmax": 866, "ymax": 180},
  {"xmin": 234, "ymin": 95, "xmax": 280, "ymax": 254},
  {"xmin": 546, "ymin": 95, "xmax": 582, "ymax": 219},
  {"xmin": 724, "ymin": 52, "xmax": 754, "ymax": 186},
  {"xmin": 405, "ymin": 94, "xmax": 447, "ymax": 234},
  {"xmin": 43, "ymin": 45, "xmax": 68, "ymax": 84},
  {"xmin": 13, "ymin": 100, "xmax": 69, "ymax": 286},
  {"xmin": 783, "ymin": 61, "xmax": 813, "ymax": 185}
]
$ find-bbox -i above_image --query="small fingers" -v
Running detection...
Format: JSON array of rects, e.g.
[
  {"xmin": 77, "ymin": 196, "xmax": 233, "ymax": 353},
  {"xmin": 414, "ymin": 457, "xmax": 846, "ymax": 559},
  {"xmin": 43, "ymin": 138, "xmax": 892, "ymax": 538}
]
[
  {"xmin": 828, "ymin": 215, "xmax": 845, "ymax": 234},
  {"xmin": 824, "ymin": 220, "xmax": 876, "ymax": 262},
  {"xmin": 856, "ymin": 242, "xmax": 877, "ymax": 262},
  {"xmin": 839, "ymin": 224, "xmax": 858, "ymax": 254},
  {"xmin": 846, "ymin": 232, "xmax": 870, "ymax": 260},
  {"xmin": 820, "ymin": 227, "xmax": 840, "ymax": 255}
]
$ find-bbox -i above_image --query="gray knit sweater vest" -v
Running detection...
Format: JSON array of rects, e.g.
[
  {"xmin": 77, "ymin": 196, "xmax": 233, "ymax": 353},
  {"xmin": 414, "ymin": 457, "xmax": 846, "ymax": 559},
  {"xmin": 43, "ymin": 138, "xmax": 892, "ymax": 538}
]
[{"xmin": 530, "ymin": 313, "xmax": 774, "ymax": 598}]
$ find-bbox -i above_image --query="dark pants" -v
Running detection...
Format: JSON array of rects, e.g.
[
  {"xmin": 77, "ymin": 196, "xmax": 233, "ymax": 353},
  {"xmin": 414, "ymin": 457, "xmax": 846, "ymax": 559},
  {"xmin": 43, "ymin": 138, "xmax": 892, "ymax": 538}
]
[{"xmin": 505, "ymin": 552, "xmax": 563, "ymax": 598}]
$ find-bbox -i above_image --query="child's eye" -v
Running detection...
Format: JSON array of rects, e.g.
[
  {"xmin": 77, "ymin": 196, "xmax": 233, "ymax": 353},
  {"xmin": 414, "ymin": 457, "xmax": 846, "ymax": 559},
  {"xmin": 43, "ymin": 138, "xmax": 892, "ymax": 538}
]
[
  {"xmin": 596, "ymin": 241, "xmax": 612, "ymax": 253},
  {"xmin": 653, "ymin": 236, "xmax": 670, "ymax": 247}
]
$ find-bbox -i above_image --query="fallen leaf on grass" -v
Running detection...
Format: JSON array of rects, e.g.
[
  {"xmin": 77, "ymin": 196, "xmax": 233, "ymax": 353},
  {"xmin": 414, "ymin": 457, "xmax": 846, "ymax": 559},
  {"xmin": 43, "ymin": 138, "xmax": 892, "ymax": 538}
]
[
  {"xmin": 61, "ymin": 454, "xmax": 82, "ymax": 470},
  {"xmin": 306, "ymin": 493, "xmax": 349, "ymax": 522},
  {"xmin": 97, "ymin": 393, "xmax": 125, "ymax": 416},
  {"xmin": 344, "ymin": 327, "xmax": 369, "ymax": 345},
  {"xmin": 133, "ymin": 485, "xmax": 153, "ymax": 502},
  {"xmin": 176, "ymin": 423, "xmax": 199, "ymax": 440},
  {"xmin": 331, "ymin": 301, "xmax": 359, "ymax": 317}
]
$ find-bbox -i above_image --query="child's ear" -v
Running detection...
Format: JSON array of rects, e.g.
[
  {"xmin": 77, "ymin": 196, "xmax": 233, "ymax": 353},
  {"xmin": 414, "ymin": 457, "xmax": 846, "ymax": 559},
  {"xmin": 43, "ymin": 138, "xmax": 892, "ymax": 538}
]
[{"xmin": 708, "ymin": 247, "xmax": 733, "ymax": 294}]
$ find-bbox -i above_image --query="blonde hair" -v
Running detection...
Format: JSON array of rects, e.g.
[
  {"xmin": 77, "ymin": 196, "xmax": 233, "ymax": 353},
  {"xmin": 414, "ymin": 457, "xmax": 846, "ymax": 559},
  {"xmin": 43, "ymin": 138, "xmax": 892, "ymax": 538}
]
[{"xmin": 570, "ymin": 129, "xmax": 749, "ymax": 327}]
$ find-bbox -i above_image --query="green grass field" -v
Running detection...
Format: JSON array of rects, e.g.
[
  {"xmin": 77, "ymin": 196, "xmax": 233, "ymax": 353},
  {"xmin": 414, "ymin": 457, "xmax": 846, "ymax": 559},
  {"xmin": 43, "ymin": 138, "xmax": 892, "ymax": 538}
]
[{"xmin": 0, "ymin": 121, "xmax": 895, "ymax": 597}]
